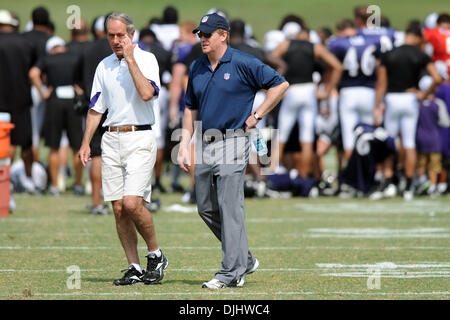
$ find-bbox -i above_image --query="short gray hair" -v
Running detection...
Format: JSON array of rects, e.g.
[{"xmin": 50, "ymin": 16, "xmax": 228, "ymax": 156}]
[{"xmin": 106, "ymin": 12, "xmax": 135, "ymax": 35}]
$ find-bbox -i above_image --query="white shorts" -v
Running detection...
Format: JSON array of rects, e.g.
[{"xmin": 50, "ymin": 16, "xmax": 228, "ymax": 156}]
[
  {"xmin": 101, "ymin": 129, "xmax": 157, "ymax": 203},
  {"xmin": 278, "ymin": 82, "xmax": 317, "ymax": 143},
  {"xmin": 315, "ymin": 94, "xmax": 339, "ymax": 142},
  {"xmin": 156, "ymin": 86, "xmax": 169, "ymax": 149},
  {"xmin": 339, "ymin": 86, "xmax": 375, "ymax": 151},
  {"xmin": 383, "ymin": 92, "xmax": 419, "ymax": 149}
]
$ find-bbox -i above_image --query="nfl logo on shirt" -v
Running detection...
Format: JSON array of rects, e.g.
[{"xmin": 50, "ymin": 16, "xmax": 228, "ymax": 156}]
[{"xmin": 224, "ymin": 73, "xmax": 230, "ymax": 80}]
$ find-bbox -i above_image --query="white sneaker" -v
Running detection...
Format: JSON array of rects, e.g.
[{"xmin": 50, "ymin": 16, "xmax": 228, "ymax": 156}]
[
  {"xmin": 339, "ymin": 184, "xmax": 356, "ymax": 199},
  {"xmin": 236, "ymin": 258, "xmax": 260, "ymax": 287},
  {"xmin": 202, "ymin": 278, "xmax": 228, "ymax": 289},
  {"xmin": 236, "ymin": 276, "xmax": 246, "ymax": 287},
  {"xmin": 246, "ymin": 258, "xmax": 259, "ymax": 275},
  {"xmin": 369, "ymin": 190, "xmax": 384, "ymax": 200},
  {"xmin": 308, "ymin": 186, "xmax": 319, "ymax": 198},
  {"xmin": 20, "ymin": 175, "xmax": 36, "ymax": 194},
  {"xmin": 383, "ymin": 184, "xmax": 397, "ymax": 198},
  {"xmin": 403, "ymin": 190, "xmax": 414, "ymax": 201},
  {"xmin": 256, "ymin": 181, "xmax": 266, "ymax": 198},
  {"xmin": 48, "ymin": 185, "xmax": 61, "ymax": 196}
]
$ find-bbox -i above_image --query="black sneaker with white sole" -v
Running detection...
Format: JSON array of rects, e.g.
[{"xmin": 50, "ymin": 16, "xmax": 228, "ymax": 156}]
[
  {"xmin": 142, "ymin": 251, "xmax": 168, "ymax": 285},
  {"xmin": 113, "ymin": 265, "xmax": 143, "ymax": 286}
]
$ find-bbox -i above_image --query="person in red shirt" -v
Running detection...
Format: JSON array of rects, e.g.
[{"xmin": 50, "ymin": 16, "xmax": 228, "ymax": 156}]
[{"xmin": 423, "ymin": 13, "xmax": 450, "ymax": 80}]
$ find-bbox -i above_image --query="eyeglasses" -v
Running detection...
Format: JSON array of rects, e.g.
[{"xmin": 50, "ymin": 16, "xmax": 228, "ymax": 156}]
[{"xmin": 197, "ymin": 32, "xmax": 213, "ymax": 38}]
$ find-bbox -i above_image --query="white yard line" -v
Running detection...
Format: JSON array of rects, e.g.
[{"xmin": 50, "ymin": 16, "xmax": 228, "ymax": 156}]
[
  {"xmin": 0, "ymin": 245, "xmax": 449, "ymax": 251},
  {"xmin": 0, "ymin": 291, "xmax": 449, "ymax": 297},
  {"xmin": 306, "ymin": 227, "xmax": 450, "ymax": 238},
  {"xmin": 316, "ymin": 262, "xmax": 450, "ymax": 268}
]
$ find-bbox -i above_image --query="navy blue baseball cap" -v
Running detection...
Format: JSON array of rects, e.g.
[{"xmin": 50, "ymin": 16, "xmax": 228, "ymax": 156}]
[{"xmin": 192, "ymin": 13, "xmax": 230, "ymax": 34}]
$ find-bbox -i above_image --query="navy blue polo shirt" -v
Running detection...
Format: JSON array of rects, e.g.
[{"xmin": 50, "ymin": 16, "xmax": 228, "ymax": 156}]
[{"xmin": 185, "ymin": 47, "xmax": 286, "ymax": 132}]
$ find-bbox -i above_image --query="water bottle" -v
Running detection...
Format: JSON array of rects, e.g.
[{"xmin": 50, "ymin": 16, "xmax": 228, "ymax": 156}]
[{"xmin": 251, "ymin": 129, "xmax": 268, "ymax": 156}]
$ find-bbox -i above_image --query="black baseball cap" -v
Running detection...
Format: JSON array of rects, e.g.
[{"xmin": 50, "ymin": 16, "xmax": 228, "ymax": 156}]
[{"xmin": 192, "ymin": 13, "xmax": 229, "ymax": 34}]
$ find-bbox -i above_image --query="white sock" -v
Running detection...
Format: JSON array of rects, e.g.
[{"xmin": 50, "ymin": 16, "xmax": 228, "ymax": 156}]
[
  {"xmin": 428, "ymin": 184, "xmax": 437, "ymax": 194},
  {"xmin": 148, "ymin": 249, "xmax": 161, "ymax": 258},
  {"xmin": 130, "ymin": 263, "xmax": 142, "ymax": 273}
]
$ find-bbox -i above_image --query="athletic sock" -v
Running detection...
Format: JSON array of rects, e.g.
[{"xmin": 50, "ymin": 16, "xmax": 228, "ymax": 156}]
[
  {"xmin": 437, "ymin": 183, "xmax": 447, "ymax": 193},
  {"xmin": 130, "ymin": 263, "xmax": 142, "ymax": 273},
  {"xmin": 148, "ymin": 249, "xmax": 162, "ymax": 258}
]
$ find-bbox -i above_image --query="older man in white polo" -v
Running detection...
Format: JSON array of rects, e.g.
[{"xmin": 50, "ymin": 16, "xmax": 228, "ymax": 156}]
[{"xmin": 79, "ymin": 12, "xmax": 167, "ymax": 286}]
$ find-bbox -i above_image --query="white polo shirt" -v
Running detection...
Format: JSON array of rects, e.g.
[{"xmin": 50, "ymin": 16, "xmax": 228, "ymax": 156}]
[{"xmin": 89, "ymin": 46, "xmax": 161, "ymax": 127}]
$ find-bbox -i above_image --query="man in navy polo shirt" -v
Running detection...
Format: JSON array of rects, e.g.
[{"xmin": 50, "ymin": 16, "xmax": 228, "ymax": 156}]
[{"xmin": 177, "ymin": 13, "xmax": 289, "ymax": 289}]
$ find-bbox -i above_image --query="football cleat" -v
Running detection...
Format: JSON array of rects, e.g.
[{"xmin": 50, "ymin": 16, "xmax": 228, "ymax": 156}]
[
  {"xmin": 113, "ymin": 265, "xmax": 143, "ymax": 286},
  {"xmin": 142, "ymin": 251, "xmax": 168, "ymax": 285}
]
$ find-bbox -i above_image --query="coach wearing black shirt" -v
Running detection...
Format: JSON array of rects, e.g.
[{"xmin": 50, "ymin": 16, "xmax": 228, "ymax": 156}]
[
  {"xmin": 0, "ymin": 10, "xmax": 35, "ymax": 192},
  {"xmin": 79, "ymin": 17, "xmax": 112, "ymax": 214},
  {"xmin": 22, "ymin": 6, "xmax": 51, "ymax": 66},
  {"xmin": 29, "ymin": 37, "xmax": 84, "ymax": 196}
]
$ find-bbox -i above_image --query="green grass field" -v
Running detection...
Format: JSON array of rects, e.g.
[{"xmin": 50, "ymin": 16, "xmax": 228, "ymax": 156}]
[
  {"xmin": 2, "ymin": 0, "xmax": 450, "ymax": 302},
  {"xmin": 1, "ymin": 190, "xmax": 449, "ymax": 300}
]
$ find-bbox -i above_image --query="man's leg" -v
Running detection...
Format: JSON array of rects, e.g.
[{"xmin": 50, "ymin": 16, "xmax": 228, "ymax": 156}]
[
  {"xmin": 112, "ymin": 199, "xmax": 140, "ymax": 266},
  {"xmin": 299, "ymin": 142, "xmax": 313, "ymax": 177},
  {"xmin": 121, "ymin": 195, "xmax": 159, "ymax": 253},
  {"xmin": 49, "ymin": 148, "xmax": 60, "ymax": 190},
  {"xmin": 196, "ymin": 150, "xmax": 255, "ymax": 285},
  {"xmin": 214, "ymin": 163, "xmax": 251, "ymax": 285},
  {"xmin": 195, "ymin": 163, "xmax": 221, "ymax": 239},
  {"xmin": 120, "ymin": 195, "xmax": 167, "ymax": 285},
  {"xmin": 112, "ymin": 198, "xmax": 150, "ymax": 286}
]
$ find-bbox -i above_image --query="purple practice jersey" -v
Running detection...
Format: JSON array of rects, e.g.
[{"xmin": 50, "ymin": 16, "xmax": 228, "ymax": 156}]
[
  {"xmin": 171, "ymin": 41, "xmax": 194, "ymax": 113},
  {"xmin": 416, "ymin": 99, "xmax": 443, "ymax": 153},
  {"xmin": 340, "ymin": 123, "xmax": 396, "ymax": 194},
  {"xmin": 266, "ymin": 169, "xmax": 316, "ymax": 197},
  {"xmin": 357, "ymin": 27, "xmax": 396, "ymax": 53},
  {"xmin": 171, "ymin": 41, "xmax": 193, "ymax": 64},
  {"xmin": 328, "ymin": 34, "xmax": 381, "ymax": 89},
  {"xmin": 435, "ymin": 83, "xmax": 450, "ymax": 157}
]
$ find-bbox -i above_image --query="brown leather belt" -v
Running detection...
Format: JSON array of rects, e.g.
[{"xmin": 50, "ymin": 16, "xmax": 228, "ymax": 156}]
[{"xmin": 108, "ymin": 125, "xmax": 152, "ymax": 132}]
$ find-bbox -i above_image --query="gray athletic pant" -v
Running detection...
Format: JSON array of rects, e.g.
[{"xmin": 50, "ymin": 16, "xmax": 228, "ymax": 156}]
[{"xmin": 194, "ymin": 135, "xmax": 255, "ymax": 285}]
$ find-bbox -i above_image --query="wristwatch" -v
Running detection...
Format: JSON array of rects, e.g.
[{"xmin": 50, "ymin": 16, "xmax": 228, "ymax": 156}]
[{"xmin": 254, "ymin": 112, "xmax": 262, "ymax": 121}]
